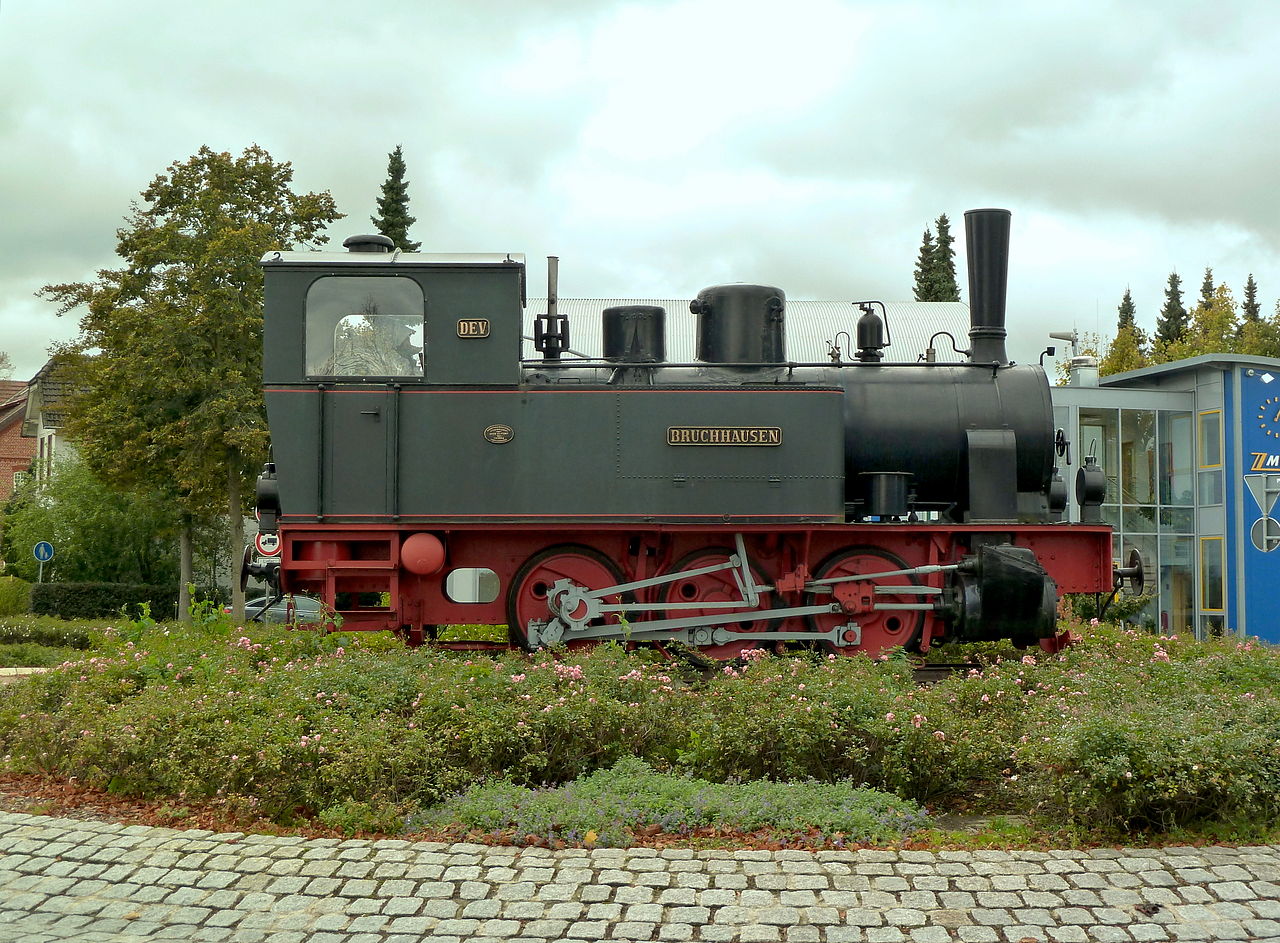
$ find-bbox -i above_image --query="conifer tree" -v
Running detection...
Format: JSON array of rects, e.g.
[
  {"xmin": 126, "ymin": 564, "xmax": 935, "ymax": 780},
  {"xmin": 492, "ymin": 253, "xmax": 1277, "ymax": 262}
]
[
  {"xmin": 371, "ymin": 145, "xmax": 421, "ymax": 251},
  {"xmin": 1117, "ymin": 287, "xmax": 1138, "ymax": 331},
  {"xmin": 1198, "ymin": 267, "xmax": 1215, "ymax": 310},
  {"xmin": 910, "ymin": 215, "xmax": 960, "ymax": 302},
  {"xmin": 912, "ymin": 227, "xmax": 936, "ymax": 301},
  {"xmin": 931, "ymin": 214, "xmax": 961, "ymax": 302},
  {"xmin": 1154, "ymin": 271, "xmax": 1188, "ymax": 346},
  {"xmin": 1243, "ymin": 274, "xmax": 1260, "ymax": 322}
]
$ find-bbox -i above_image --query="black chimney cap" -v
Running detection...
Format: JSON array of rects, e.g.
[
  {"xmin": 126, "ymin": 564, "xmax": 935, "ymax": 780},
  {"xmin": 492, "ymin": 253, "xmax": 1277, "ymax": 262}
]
[{"xmin": 343, "ymin": 234, "xmax": 396, "ymax": 253}]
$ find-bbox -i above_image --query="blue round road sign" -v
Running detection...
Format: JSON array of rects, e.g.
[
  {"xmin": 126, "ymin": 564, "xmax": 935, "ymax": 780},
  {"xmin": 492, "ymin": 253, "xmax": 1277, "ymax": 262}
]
[{"xmin": 33, "ymin": 541, "xmax": 54, "ymax": 563}]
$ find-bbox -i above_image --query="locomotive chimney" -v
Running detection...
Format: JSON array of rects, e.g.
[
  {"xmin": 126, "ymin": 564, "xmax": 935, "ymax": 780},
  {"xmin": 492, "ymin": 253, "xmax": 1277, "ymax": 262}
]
[{"xmin": 964, "ymin": 208, "xmax": 1011, "ymax": 364}]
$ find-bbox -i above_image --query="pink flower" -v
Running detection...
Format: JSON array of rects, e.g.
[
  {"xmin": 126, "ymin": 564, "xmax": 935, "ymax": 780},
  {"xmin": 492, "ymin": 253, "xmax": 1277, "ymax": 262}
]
[
  {"xmin": 912, "ymin": 714, "xmax": 925, "ymax": 728},
  {"xmin": 885, "ymin": 712, "xmax": 895, "ymax": 721},
  {"xmin": 933, "ymin": 731, "xmax": 946, "ymax": 741}
]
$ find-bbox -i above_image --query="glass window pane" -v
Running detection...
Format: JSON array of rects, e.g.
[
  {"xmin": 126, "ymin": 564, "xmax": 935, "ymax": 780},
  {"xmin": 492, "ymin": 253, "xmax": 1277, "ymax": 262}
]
[
  {"xmin": 1158, "ymin": 535, "xmax": 1194, "ymax": 637},
  {"xmin": 1200, "ymin": 614, "xmax": 1225, "ymax": 639},
  {"xmin": 1200, "ymin": 537, "xmax": 1224, "ymax": 611},
  {"xmin": 1198, "ymin": 470, "xmax": 1223, "ymax": 506},
  {"xmin": 307, "ymin": 276, "xmax": 425, "ymax": 377},
  {"xmin": 1198, "ymin": 411, "xmax": 1222, "ymax": 468},
  {"xmin": 1123, "ymin": 506, "xmax": 1157, "ymax": 533},
  {"xmin": 1158, "ymin": 507, "xmax": 1195, "ymax": 533},
  {"xmin": 1158, "ymin": 411, "xmax": 1193, "ymax": 506},
  {"xmin": 1120, "ymin": 536, "xmax": 1158, "ymax": 632},
  {"xmin": 1079, "ymin": 408, "xmax": 1120, "ymax": 504},
  {"xmin": 1121, "ymin": 410, "xmax": 1156, "ymax": 505}
]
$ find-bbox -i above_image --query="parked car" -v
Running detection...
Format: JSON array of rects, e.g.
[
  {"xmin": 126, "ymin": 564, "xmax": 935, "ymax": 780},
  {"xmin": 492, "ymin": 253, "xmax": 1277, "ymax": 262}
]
[{"xmin": 224, "ymin": 595, "xmax": 326, "ymax": 625}]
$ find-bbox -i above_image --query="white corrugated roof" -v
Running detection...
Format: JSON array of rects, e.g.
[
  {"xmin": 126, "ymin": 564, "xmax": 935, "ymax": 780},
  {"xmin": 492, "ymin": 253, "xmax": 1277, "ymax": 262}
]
[{"xmin": 522, "ymin": 299, "xmax": 973, "ymax": 363}]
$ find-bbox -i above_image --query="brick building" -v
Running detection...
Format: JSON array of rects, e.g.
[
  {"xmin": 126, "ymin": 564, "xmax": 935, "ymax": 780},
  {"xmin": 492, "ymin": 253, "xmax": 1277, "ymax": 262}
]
[{"xmin": 0, "ymin": 380, "xmax": 35, "ymax": 502}]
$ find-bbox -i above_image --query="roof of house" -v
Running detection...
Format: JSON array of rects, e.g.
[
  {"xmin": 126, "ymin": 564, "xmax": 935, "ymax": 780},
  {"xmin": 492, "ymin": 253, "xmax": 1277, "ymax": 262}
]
[
  {"xmin": 24, "ymin": 359, "xmax": 75, "ymax": 430},
  {"xmin": 1100, "ymin": 353, "xmax": 1280, "ymax": 388},
  {"xmin": 0, "ymin": 381, "xmax": 27, "ymax": 433}
]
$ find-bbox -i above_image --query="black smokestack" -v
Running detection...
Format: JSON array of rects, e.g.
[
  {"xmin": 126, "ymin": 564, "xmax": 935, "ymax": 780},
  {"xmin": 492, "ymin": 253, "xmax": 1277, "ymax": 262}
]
[{"xmin": 964, "ymin": 208, "xmax": 1011, "ymax": 364}]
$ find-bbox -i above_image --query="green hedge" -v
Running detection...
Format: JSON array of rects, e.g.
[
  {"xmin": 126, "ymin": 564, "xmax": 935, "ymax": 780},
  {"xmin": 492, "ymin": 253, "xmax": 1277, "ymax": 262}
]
[
  {"xmin": 0, "ymin": 576, "xmax": 31, "ymax": 616},
  {"xmin": 0, "ymin": 617, "xmax": 93, "ymax": 649},
  {"xmin": 29, "ymin": 582, "xmax": 178, "ymax": 621}
]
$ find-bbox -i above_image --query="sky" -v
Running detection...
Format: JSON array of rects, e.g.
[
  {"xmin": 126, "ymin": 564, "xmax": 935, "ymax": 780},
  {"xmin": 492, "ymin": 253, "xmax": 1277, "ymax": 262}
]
[{"xmin": 3, "ymin": 0, "xmax": 1279, "ymax": 379}]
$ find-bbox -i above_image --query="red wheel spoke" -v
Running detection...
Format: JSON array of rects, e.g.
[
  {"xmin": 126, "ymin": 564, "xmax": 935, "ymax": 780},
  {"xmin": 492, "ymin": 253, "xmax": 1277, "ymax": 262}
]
[
  {"xmin": 807, "ymin": 547, "xmax": 924, "ymax": 657},
  {"xmin": 658, "ymin": 548, "xmax": 774, "ymax": 660}
]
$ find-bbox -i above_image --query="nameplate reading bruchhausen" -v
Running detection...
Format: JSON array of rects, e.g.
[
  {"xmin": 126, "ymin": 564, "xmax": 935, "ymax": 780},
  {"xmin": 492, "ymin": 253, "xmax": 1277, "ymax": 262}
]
[{"xmin": 667, "ymin": 426, "xmax": 783, "ymax": 446}]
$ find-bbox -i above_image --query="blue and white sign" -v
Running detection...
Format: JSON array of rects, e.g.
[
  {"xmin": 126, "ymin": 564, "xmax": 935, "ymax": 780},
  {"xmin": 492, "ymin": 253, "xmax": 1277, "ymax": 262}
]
[{"xmin": 33, "ymin": 541, "xmax": 54, "ymax": 563}]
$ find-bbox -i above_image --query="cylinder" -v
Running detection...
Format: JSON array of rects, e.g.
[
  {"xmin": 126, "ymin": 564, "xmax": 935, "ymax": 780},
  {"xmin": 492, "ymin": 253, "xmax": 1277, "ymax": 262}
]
[
  {"xmin": 603, "ymin": 305, "xmax": 666, "ymax": 362},
  {"xmin": 964, "ymin": 208, "xmax": 1011, "ymax": 364},
  {"xmin": 692, "ymin": 284, "xmax": 785, "ymax": 364},
  {"xmin": 342, "ymin": 234, "xmax": 395, "ymax": 253},
  {"xmin": 859, "ymin": 471, "xmax": 911, "ymax": 517}
]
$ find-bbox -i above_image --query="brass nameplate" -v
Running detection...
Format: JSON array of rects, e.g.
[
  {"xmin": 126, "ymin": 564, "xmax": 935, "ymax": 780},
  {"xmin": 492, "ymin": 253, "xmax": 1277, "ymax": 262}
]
[
  {"xmin": 483, "ymin": 424, "xmax": 514, "ymax": 444},
  {"xmin": 667, "ymin": 426, "xmax": 782, "ymax": 446},
  {"xmin": 457, "ymin": 318, "xmax": 490, "ymax": 338}
]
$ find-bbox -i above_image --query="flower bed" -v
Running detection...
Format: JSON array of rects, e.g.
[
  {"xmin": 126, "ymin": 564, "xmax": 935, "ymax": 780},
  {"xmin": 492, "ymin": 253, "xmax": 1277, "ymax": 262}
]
[{"xmin": 0, "ymin": 617, "xmax": 1276, "ymax": 844}]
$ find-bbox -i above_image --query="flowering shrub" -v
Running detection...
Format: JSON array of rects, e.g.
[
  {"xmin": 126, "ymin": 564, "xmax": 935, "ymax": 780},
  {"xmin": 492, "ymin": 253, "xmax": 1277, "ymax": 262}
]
[{"xmin": 1, "ymin": 616, "xmax": 1277, "ymax": 840}]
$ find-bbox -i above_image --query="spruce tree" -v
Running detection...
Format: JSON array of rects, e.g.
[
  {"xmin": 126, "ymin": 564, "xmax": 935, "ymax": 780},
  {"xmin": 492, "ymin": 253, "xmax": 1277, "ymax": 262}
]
[
  {"xmin": 1198, "ymin": 267, "xmax": 1215, "ymax": 310},
  {"xmin": 931, "ymin": 213, "xmax": 961, "ymax": 302},
  {"xmin": 1154, "ymin": 271, "xmax": 1188, "ymax": 346},
  {"xmin": 371, "ymin": 145, "xmax": 421, "ymax": 251},
  {"xmin": 1117, "ymin": 287, "xmax": 1137, "ymax": 331},
  {"xmin": 1243, "ymin": 274, "xmax": 1260, "ymax": 322},
  {"xmin": 912, "ymin": 227, "xmax": 936, "ymax": 301}
]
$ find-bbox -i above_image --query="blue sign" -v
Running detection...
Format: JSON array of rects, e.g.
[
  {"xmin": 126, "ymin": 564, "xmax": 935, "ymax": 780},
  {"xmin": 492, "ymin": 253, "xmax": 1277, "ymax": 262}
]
[{"xmin": 33, "ymin": 541, "xmax": 54, "ymax": 563}]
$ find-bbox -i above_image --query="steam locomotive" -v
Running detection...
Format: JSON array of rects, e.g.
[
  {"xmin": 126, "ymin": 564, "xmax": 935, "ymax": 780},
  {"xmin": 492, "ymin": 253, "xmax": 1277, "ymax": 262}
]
[{"xmin": 250, "ymin": 209, "xmax": 1115, "ymax": 657}]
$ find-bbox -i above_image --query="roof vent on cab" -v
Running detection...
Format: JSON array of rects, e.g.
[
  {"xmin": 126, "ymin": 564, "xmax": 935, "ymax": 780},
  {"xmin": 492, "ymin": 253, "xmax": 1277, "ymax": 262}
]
[{"xmin": 342, "ymin": 234, "xmax": 396, "ymax": 253}]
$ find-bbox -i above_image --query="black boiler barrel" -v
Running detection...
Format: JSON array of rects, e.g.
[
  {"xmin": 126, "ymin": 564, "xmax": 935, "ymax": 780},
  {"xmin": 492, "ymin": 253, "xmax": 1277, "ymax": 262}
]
[{"xmin": 841, "ymin": 363, "xmax": 1053, "ymax": 506}]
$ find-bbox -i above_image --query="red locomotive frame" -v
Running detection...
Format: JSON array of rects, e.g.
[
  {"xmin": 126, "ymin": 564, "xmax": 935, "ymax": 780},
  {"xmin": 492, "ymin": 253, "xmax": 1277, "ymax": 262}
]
[{"xmin": 274, "ymin": 520, "xmax": 1113, "ymax": 657}]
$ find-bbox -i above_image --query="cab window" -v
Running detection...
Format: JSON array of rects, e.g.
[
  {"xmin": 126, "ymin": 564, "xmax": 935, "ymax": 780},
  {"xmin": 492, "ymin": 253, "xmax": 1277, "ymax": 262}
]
[{"xmin": 306, "ymin": 276, "xmax": 425, "ymax": 378}]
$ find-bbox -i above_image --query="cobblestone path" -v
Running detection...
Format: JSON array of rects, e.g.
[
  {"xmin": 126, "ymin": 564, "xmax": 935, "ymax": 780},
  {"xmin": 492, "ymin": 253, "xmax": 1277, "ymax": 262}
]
[{"xmin": 1, "ymin": 812, "xmax": 1277, "ymax": 942}]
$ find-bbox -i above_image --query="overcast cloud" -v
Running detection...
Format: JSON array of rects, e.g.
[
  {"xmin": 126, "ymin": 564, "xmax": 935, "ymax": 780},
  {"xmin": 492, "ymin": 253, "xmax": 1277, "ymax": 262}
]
[{"xmin": 3, "ymin": 0, "xmax": 1278, "ymax": 378}]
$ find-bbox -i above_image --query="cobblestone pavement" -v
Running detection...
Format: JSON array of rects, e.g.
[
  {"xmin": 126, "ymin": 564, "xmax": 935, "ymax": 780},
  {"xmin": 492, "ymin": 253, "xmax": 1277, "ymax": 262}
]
[{"xmin": 1, "ymin": 812, "xmax": 1277, "ymax": 942}]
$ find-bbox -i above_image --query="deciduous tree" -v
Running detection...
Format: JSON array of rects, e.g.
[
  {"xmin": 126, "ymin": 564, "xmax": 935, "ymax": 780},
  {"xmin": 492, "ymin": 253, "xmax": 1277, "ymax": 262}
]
[
  {"xmin": 38, "ymin": 145, "xmax": 341, "ymax": 619},
  {"xmin": 371, "ymin": 145, "xmax": 421, "ymax": 251},
  {"xmin": 1099, "ymin": 289, "xmax": 1150, "ymax": 376},
  {"xmin": 0, "ymin": 456, "xmax": 181, "ymax": 586},
  {"xmin": 1160, "ymin": 284, "xmax": 1239, "ymax": 363}
]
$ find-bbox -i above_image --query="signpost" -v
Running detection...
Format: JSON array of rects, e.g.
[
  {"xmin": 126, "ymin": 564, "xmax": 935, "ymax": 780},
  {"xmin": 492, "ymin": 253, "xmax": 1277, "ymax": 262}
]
[{"xmin": 33, "ymin": 541, "xmax": 54, "ymax": 583}]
